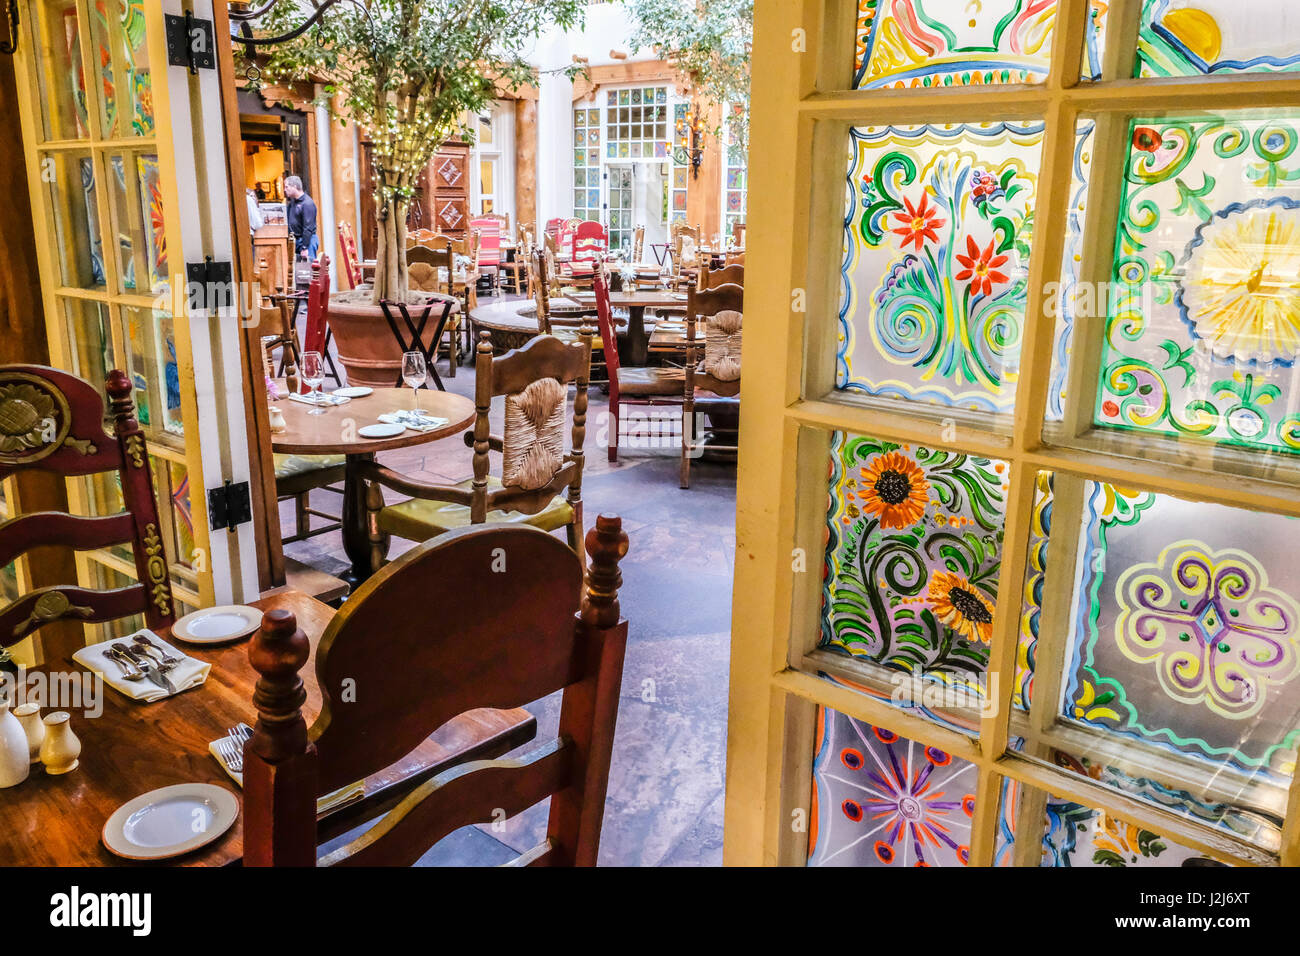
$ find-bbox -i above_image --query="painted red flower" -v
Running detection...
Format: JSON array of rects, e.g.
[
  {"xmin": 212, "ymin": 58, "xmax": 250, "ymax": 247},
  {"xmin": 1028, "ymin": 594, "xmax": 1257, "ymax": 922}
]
[
  {"xmin": 892, "ymin": 193, "xmax": 945, "ymax": 252},
  {"xmin": 1132, "ymin": 126, "xmax": 1162, "ymax": 152},
  {"xmin": 955, "ymin": 235, "xmax": 1010, "ymax": 297}
]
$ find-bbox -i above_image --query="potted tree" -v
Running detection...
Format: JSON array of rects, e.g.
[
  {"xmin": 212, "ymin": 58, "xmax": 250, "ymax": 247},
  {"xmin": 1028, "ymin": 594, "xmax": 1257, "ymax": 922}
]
[{"xmin": 246, "ymin": 0, "xmax": 585, "ymax": 385}]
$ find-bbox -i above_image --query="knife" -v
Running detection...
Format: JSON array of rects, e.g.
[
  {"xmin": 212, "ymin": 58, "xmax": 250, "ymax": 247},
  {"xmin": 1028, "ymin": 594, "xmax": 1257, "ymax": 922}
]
[{"xmin": 111, "ymin": 642, "xmax": 176, "ymax": 696}]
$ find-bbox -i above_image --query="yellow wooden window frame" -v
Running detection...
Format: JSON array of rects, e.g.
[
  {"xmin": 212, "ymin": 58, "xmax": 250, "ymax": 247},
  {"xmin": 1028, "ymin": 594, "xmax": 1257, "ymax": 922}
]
[
  {"xmin": 726, "ymin": 0, "xmax": 1300, "ymax": 868},
  {"xmin": 10, "ymin": 0, "xmax": 220, "ymax": 629}
]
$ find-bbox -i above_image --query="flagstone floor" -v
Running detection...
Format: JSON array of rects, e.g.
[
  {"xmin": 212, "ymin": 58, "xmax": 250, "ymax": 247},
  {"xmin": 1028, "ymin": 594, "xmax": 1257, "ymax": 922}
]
[{"xmin": 282, "ymin": 322, "xmax": 736, "ymax": 865}]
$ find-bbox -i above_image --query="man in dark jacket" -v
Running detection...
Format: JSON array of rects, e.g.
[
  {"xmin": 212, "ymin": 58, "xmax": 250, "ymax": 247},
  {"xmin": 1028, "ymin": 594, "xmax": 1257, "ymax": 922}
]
[{"xmin": 284, "ymin": 175, "xmax": 319, "ymax": 260}]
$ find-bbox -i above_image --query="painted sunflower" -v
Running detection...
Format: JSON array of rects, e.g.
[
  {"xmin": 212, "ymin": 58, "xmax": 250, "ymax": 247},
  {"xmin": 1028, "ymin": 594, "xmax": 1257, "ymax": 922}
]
[
  {"xmin": 927, "ymin": 570, "xmax": 995, "ymax": 644},
  {"xmin": 858, "ymin": 451, "xmax": 929, "ymax": 530}
]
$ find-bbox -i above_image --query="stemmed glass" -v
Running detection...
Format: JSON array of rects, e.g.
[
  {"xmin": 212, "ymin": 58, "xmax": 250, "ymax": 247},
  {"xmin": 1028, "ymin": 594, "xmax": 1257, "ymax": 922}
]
[
  {"xmin": 402, "ymin": 351, "xmax": 427, "ymax": 423},
  {"xmin": 301, "ymin": 351, "xmax": 326, "ymax": 415}
]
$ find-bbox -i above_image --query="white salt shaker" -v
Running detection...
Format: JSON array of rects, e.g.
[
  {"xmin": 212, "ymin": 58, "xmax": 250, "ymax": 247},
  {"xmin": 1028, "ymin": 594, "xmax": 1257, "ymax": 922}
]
[{"xmin": 13, "ymin": 702, "xmax": 43, "ymax": 763}]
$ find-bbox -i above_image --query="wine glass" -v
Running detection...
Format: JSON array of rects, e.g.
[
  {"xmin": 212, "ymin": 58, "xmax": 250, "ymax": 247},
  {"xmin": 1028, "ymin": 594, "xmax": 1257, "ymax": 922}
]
[
  {"xmin": 402, "ymin": 351, "xmax": 427, "ymax": 422},
  {"xmin": 301, "ymin": 351, "xmax": 326, "ymax": 414}
]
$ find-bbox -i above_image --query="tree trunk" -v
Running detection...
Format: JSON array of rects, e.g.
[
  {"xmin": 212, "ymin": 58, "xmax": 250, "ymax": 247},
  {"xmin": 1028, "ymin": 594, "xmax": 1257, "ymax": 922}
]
[{"xmin": 370, "ymin": 195, "xmax": 410, "ymax": 304}]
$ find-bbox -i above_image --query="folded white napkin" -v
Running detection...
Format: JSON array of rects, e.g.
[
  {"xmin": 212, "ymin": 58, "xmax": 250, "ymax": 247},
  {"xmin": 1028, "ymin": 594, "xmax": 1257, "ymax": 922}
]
[
  {"xmin": 74, "ymin": 630, "xmax": 210, "ymax": 702},
  {"xmin": 288, "ymin": 391, "xmax": 350, "ymax": 407},
  {"xmin": 378, "ymin": 412, "xmax": 449, "ymax": 432},
  {"xmin": 208, "ymin": 729, "xmax": 364, "ymax": 814}
]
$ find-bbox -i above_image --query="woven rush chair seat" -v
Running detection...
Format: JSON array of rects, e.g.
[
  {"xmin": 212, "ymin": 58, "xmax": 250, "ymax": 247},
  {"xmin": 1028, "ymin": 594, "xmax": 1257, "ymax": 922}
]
[
  {"xmin": 274, "ymin": 453, "xmax": 346, "ymax": 479},
  {"xmin": 377, "ymin": 475, "xmax": 574, "ymax": 539},
  {"xmin": 616, "ymin": 365, "xmax": 683, "ymax": 396}
]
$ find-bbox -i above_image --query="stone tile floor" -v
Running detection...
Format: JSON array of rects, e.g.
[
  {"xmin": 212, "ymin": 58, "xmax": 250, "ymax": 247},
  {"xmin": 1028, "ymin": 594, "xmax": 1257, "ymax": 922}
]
[{"xmin": 285, "ymin": 339, "xmax": 736, "ymax": 865}]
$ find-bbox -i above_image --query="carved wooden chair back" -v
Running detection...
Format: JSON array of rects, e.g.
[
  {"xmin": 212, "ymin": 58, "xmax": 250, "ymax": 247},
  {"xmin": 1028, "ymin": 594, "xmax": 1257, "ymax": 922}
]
[
  {"xmin": 406, "ymin": 241, "xmax": 454, "ymax": 295},
  {"xmin": 698, "ymin": 262, "xmax": 745, "ymax": 292},
  {"xmin": 242, "ymin": 517, "xmax": 630, "ymax": 867},
  {"xmin": 337, "ymin": 220, "xmax": 363, "ymax": 288},
  {"xmin": 731, "ymin": 221, "xmax": 746, "ymax": 248},
  {"xmin": 531, "ymin": 249, "xmax": 553, "ymax": 334},
  {"xmin": 358, "ymin": 329, "xmax": 593, "ymax": 560},
  {"xmin": 0, "ymin": 366, "xmax": 176, "ymax": 646},
  {"xmin": 681, "ymin": 283, "xmax": 743, "ymax": 487},
  {"xmin": 405, "ymin": 227, "xmax": 439, "ymax": 249}
]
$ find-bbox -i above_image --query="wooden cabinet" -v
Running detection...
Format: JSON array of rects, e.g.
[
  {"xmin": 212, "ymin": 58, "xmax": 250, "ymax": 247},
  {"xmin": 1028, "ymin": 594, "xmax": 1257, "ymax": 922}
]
[{"xmin": 359, "ymin": 142, "xmax": 471, "ymax": 257}]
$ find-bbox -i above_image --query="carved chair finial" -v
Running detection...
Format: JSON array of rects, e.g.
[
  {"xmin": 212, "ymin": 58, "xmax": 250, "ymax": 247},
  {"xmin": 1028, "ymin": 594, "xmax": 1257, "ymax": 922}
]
[
  {"xmin": 582, "ymin": 514, "xmax": 628, "ymax": 628},
  {"xmin": 248, "ymin": 608, "xmax": 310, "ymax": 762}
]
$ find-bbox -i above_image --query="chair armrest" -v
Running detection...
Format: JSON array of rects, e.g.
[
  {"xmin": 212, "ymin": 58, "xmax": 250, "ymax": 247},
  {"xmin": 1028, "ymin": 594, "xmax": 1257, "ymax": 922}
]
[
  {"xmin": 462, "ymin": 431, "xmax": 504, "ymax": 452},
  {"xmin": 354, "ymin": 460, "xmax": 475, "ymax": 506}
]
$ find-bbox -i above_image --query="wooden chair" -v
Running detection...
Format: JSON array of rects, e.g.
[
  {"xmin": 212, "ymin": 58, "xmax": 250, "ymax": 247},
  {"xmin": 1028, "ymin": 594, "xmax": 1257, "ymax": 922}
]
[
  {"xmin": 593, "ymin": 267, "xmax": 683, "ymax": 463},
  {"xmin": 0, "ymin": 366, "xmax": 175, "ymax": 649},
  {"xmin": 532, "ymin": 250, "xmax": 612, "ymax": 386},
  {"xmin": 731, "ymin": 221, "xmax": 747, "ymax": 249},
  {"xmin": 358, "ymin": 329, "xmax": 593, "ymax": 570},
  {"xmin": 470, "ymin": 217, "xmax": 503, "ymax": 295},
  {"xmin": 337, "ymin": 220, "xmax": 364, "ymax": 289},
  {"xmin": 632, "ymin": 225, "xmax": 645, "ymax": 264},
  {"xmin": 681, "ymin": 283, "xmax": 743, "ymax": 488},
  {"xmin": 242, "ymin": 516, "xmax": 630, "ymax": 866},
  {"xmin": 406, "ymin": 242, "xmax": 463, "ymax": 374},
  {"xmin": 698, "ymin": 262, "xmax": 744, "ymax": 292}
]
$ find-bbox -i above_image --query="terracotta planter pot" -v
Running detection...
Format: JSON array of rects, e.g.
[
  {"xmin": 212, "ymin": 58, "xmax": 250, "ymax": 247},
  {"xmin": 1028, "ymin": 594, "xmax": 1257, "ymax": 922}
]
[{"xmin": 328, "ymin": 293, "xmax": 459, "ymax": 389}]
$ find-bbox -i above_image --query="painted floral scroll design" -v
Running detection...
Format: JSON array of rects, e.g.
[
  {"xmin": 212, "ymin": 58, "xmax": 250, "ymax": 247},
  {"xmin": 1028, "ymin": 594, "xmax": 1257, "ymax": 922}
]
[
  {"xmin": 840, "ymin": 124, "xmax": 1040, "ymax": 410},
  {"xmin": 1113, "ymin": 543, "xmax": 1300, "ymax": 720},
  {"xmin": 1097, "ymin": 117, "xmax": 1300, "ymax": 453},
  {"xmin": 821, "ymin": 432, "xmax": 1008, "ymax": 695}
]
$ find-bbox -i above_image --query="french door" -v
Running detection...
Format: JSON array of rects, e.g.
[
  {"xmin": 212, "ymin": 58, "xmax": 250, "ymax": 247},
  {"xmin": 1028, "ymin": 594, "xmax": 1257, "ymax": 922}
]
[
  {"xmin": 9, "ymin": 0, "xmax": 262, "ymax": 651},
  {"xmin": 728, "ymin": 0, "xmax": 1300, "ymax": 867}
]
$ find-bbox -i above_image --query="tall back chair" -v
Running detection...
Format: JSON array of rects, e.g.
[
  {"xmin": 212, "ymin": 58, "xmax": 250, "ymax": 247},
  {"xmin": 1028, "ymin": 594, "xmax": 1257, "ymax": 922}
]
[
  {"xmin": 531, "ymin": 248, "xmax": 554, "ymax": 334},
  {"xmin": 337, "ymin": 221, "xmax": 364, "ymax": 288},
  {"xmin": 698, "ymin": 262, "xmax": 745, "ymax": 292},
  {"xmin": 572, "ymin": 220, "xmax": 606, "ymax": 273},
  {"xmin": 359, "ymin": 329, "xmax": 593, "ymax": 569},
  {"xmin": 242, "ymin": 517, "xmax": 630, "ymax": 866},
  {"xmin": 557, "ymin": 218, "xmax": 580, "ymax": 259},
  {"xmin": 632, "ymin": 225, "xmax": 645, "ymax": 264},
  {"xmin": 299, "ymin": 256, "xmax": 340, "ymax": 387},
  {"xmin": 469, "ymin": 217, "xmax": 502, "ymax": 293},
  {"xmin": 681, "ymin": 282, "xmax": 744, "ymax": 488},
  {"xmin": 731, "ymin": 221, "xmax": 747, "ymax": 248},
  {"xmin": 0, "ymin": 366, "xmax": 175, "ymax": 648},
  {"xmin": 593, "ymin": 268, "xmax": 683, "ymax": 463},
  {"xmin": 406, "ymin": 241, "xmax": 462, "ymax": 373}
]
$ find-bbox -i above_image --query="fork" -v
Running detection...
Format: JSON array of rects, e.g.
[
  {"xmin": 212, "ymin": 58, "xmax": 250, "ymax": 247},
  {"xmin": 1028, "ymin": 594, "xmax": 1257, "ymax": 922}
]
[
  {"xmin": 133, "ymin": 634, "xmax": 181, "ymax": 668},
  {"xmin": 215, "ymin": 737, "xmax": 243, "ymax": 773},
  {"xmin": 106, "ymin": 647, "xmax": 145, "ymax": 681}
]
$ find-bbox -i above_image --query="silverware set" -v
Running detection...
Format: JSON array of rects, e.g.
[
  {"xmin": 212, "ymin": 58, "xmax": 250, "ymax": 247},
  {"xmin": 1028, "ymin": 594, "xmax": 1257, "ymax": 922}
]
[
  {"xmin": 107, "ymin": 637, "xmax": 179, "ymax": 695},
  {"xmin": 214, "ymin": 723, "xmax": 253, "ymax": 773}
]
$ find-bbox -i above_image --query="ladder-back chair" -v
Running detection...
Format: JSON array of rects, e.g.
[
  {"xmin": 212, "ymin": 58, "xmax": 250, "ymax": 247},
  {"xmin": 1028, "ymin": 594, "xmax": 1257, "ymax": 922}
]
[
  {"xmin": 0, "ymin": 366, "xmax": 175, "ymax": 650},
  {"xmin": 593, "ymin": 268, "xmax": 683, "ymax": 462},
  {"xmin": 681, "ymin": 282, "xmax": 743, "ymax": 488},
  {"xmin": 242, "ymin": 517, "xmax": 630, "ymax": 866},
  {"xmin": 358, "ymin": 329, "xmax": 593, "ymax": 570}
]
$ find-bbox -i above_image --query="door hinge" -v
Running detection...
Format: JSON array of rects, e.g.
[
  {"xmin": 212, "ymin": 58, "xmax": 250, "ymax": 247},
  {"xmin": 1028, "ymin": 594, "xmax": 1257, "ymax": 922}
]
[
  {"xmin": 185, "ymin": 257, "xmax": 234, "ymax": 311},
  {"xmin": 165, "ymin": 11, "xmax": 215, "ymax": 73},
  {"xmin": 208, "ymin": 479, "xmax": 252, "ymax": 532}
]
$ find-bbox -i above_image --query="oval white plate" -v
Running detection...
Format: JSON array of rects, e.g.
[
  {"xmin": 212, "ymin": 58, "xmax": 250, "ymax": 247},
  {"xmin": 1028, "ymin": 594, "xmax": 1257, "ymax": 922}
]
[
  {"xmin": 103, "ymin": 783, "xmax": 239, "ymax": 861},
  {"xmin": 333, "ymin": 386, "xmax": 373, "ymax": 398},
  {"xmin": 171, "ymin": 605, "xmax": 261, "ymax": 644},
  {"xmin": 358, "ymin": 422, "xmax": 405, "ymax": 439}
]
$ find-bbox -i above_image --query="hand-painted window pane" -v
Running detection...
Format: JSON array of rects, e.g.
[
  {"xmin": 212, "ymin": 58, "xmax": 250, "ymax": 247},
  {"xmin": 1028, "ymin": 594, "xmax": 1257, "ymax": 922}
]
[
  {"xmin": 808, "ymin": 706, "xmax": 977, "ymax": 866},
  {"xmin": 1095, "ymin": 114, "xmax": 1300, "ymax": 455},
  {"xmin": 1044, "ymin": 120, "xmax": 1095, "ymax": 422},
  {"xmin": 853, "ymin": 0, "xmax": 1060, "ymax": 90},
  {"xmin": 89, "ymin": 0, "xmax": 155, "ymax": 139},
  {"xmin": 1138, "ymin": 0, "xmax": 1300, "ymax": 77},
  {"xmin": 44, "ymin": 152, "xmax": 106, "ymax": 290},
  {"xmin": 1016, "ymin": 476, "xmax": 1297, "ymax": 849},
  {"xmin": 840, "ymin": 123, "xmax": 1043, "ymax": 413},
  {"xmin": 30, "ymin": 0, "xmax": 92, "ymax": 141},
  {"xmin": 820, "ymin": 431, "xmax": 1010, "ymax": 726},
  {"xmin": 1082, "ymin": 0, "xmax": 1108, "ymax": 80},
  {"xmin": 996, "ymin": 779, "xmax": 1240, "ymax": 866}
]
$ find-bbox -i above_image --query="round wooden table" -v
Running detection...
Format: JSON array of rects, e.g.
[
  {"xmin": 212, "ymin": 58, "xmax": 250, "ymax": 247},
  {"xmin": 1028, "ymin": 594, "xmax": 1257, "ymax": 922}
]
[{"xmin": 271, "ymin": 387, "xmax": 475, "ymax": 584}]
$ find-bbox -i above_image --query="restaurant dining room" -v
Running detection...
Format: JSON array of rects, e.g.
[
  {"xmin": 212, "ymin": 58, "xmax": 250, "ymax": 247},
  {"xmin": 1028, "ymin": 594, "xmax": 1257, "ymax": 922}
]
[{"xmin": 0, "ymin": 0, "xmax": 1296, "ymax": 932}]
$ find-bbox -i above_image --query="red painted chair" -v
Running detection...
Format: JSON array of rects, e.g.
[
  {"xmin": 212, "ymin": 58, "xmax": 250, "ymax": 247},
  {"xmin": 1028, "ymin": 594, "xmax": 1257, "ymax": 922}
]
[
  {"xmin": 0, "ymin": 366, "xmax": 176, "ymax": 647},
  {"xmin": 470, "ymin": 217, "xmax": 502, "ymax": 295},
  {"xmin": 241, "ymin": 518, "xmax": 631, "ymax": 867},
  {"xmin": 569, "ymin": 220, "xmax": 606, "ymax": 279},
  {"xmin": 592, "ymin": 267, "xmax": 684, "ymax": 462},
  {"xmin": 337, "ymin": 221, "xmax": 363, "ymax": 289}
]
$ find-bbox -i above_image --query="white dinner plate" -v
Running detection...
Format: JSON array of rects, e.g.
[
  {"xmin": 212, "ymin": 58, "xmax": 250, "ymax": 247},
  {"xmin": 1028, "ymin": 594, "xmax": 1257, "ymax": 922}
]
[
  {"xmin": 102, "ymin": 783, "xmax": 239, "ymax": 861},
  {"xmin": 358, "ymin": 422, "xmax": 406, "ymax": 439},
  {"xmin": 333, "ymin": 386, "xmax": 373, "ymax": 398},
  {"xmin": 171, "ymin": 605, "xmax": 262, "ymax": 644}
]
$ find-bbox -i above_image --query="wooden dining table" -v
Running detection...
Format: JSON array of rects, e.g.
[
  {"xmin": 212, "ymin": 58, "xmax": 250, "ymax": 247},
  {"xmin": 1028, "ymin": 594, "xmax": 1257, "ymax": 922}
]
[
  {"xmin": 566, "ymin": 289, "xmax": 687, "ymax": 365},
  {"xmin": 0, "ymin": 589, "xmax": 535, "ymax": 866},
  {"xmin": 272, "ymin": 387, "xmax": 475, "ymax": 585}
]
